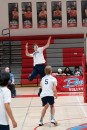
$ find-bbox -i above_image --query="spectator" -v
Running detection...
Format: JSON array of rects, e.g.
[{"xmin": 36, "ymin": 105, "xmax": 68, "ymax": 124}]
[
  {"xmin": 5, "ymin": 67, "xmax": 16, "ymax": 98},
  {"xmin": 63, "ymin": 67, "xmax": 73, "ymax": 76},
  {"xmin": 73, "ymin": 66, "xmax": 82, "ymax": 76},
  {"xmin": 0, "ymin": 71, "xmax": 17, "ymax": 130},
  {"xmin": 52, "ymin": 68, "xmax": 66, "ymax": 76}
]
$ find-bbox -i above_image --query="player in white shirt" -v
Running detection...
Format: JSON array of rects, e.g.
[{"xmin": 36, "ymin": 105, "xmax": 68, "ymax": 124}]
[
  {"xmin": 25, "ymin": 36, "xmax": 51, "ymax": 81},
  {"xmin": 0, "ymin": 71, "xmax": 17, "ymax": 130},
  {"xmin": 39, "ymin": 66, "xmax": 58, "ymax": 126}
]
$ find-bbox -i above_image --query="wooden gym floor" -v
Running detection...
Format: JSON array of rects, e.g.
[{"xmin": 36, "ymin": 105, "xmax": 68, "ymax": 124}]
[{"xmin": 9, "ymin": 87, "xmax": 87, "ymax": 130}]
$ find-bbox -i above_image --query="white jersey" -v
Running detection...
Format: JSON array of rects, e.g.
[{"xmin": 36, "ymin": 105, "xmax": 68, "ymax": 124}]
[
  {"xmin": 40, "ymin": 75, "xmax": 57, "ymax": 98},
  {"xmin": 30, "ymin": 47, "xmax": 45, "ymax": 66},
  {"xmin": 0, "ymin": 87, "xmax": 11, "ymax": 125}
]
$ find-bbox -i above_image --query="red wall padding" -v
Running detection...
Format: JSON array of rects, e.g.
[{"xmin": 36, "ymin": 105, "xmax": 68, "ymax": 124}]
[
  {"xmin": 21, "ymin": 79, "xmax": 38, "ymax": 85},
  {"xmin": 63, "ymin": 48, "xmax": 84, "ymax": 66},
  {"xmin": 0, "ymin": 34, "xmax": 84, "ymax": 41},
  {"xmin": 22, "ymin": 68, "xmax": 33, "ymax": 73},
  {"xmin": 63, "ymin": 61, "xmax": 82, "ymax": 66},
  {"xmin": 63, "ymin": 48, "xmax": 84, "ymax": 53},
  {"xmin": 63, "ymin": 53, "xmax": 83, "ymax": 57}
]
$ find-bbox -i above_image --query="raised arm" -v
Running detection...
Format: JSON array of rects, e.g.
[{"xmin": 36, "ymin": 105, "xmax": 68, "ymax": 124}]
[
  {"xmin": 25, "ymin": 43, "xmax": 33, "ymax": 57},
  {"xmin": 43, "ymin": 36, "xmax": 51, "ymax": 51}
]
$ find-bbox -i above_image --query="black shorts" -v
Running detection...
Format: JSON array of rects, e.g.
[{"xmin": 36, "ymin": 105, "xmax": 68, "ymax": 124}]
[
  {"xmin": 41, "ymin": 96, "xmax": 54, "ymax": 106},
  {"xmin": 0, "ymin": 125, "xmax": 10, "ymax": 130}
]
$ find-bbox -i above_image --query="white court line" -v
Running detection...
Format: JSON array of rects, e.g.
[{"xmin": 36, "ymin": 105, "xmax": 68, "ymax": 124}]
[{"xmin": 76, "ymin": 96, "xmax": 87, "ymax": 117}]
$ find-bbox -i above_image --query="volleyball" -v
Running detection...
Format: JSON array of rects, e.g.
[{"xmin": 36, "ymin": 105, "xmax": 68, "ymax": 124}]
[{"xmin": 58, "ymin": 68, "xmax": 62, "ymax": 72}]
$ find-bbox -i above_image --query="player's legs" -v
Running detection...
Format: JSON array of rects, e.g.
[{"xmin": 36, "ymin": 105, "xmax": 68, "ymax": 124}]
[
  {"xmin": 48, "ymin": 96, "xmax": 57, "ymax": 123},
  {"xmin": 39, "ymin": 103, "xmax": 49, "ymax": 126},
  {"xmin": 35, "ymin": 64, "xmax": 45, "ymax": 79},
  {"xmin": 40, "ymin": 64, "xmax": 46, "ymax": 78},
  {"xmin": 28, "ymin": 67, "xmax": 38, "ymax": 81},
  {"xmin": 39, "ymin": 97, "xmax": 49, "ymax": 126},
  {"xmin": 41, "ymin": 104, "xmax": 49, "ymax": 120},
  {"xmin": 50, "ymin": 104, "xmax": 55, "ymax": 120},
  {"xmin": 50, "ymin": 104, "xmax": 57, "ymax": 124},
  {"xmin": 11, "ymin": 84, "xmax": 16, "ymax": 97},
  {"xmin": 8, "ymin": 84, "xmax": 16, "ymax": 98},
  {"xmin": 0, "ymin": 125, "xmax": 10, "ymax": 130}
]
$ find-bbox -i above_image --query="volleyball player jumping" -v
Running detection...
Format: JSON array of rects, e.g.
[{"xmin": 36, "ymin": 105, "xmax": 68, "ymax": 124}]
[{"xmin": 25, "ymin": 36, "xmax": 51, "ymax": 81}]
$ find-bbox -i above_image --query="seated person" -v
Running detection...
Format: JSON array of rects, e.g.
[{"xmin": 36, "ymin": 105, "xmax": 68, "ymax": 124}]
[
  {"xmin": 52, "ymin": 68, "xmax": 66, "ymax": 76},
  {"xmin": 73, "ymin": 66, "xmax": 82, "ymax": 76},
  {"xmin": 5, "ymin": 67, "xmax": 16, "ymax": 98},
  {"xmin": 63, "ymin": 67, "xmax": 73, "ymax": 76}
]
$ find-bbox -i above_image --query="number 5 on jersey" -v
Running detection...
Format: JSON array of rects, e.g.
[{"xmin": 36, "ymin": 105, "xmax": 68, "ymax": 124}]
[{"xmin": 45, "ymin": 79, "xmax": 48, "ymax": 84}]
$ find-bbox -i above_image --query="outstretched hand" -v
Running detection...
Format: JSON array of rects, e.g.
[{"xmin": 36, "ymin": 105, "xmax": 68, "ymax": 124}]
[
  {"xmin": 48, "ymin": 36, "xmax": 51, "ymax": 41},
  {"xmin": 26, "ymin": 43, "xmax": 28, "ymax": 48}
]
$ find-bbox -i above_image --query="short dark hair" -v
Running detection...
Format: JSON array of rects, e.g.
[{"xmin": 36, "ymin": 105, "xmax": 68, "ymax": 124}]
[
  {"xmin": 75, "ymin": 66, "xmax": 79, "ymax": 69},
  {"xmin": 33, "ymin": 44, "xmax": 38, "ymax": 48},
  {"xmin": 0, "ymin": 71, "xmax": 10, "ymax": 87}
]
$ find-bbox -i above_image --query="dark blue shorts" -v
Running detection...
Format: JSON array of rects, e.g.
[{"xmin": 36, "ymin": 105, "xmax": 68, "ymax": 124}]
[
  {"xmin": 28, "ymin": 64, "xmax": 46, "ymax": 81},
  {"xmin": 0, "ymin": 125, "xmax": 10, "ymax": 130},
  {"xmin": 41, "ymin": 96, "xmax": 54, "ymax": 106}
]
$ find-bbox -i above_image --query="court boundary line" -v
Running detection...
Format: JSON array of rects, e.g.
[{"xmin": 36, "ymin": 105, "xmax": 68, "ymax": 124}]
[
  {"xmin": 16, "ymin": 92, "xmax": 83, "ymax": 98},
  {"xmin": 76, "ymin": 96, "xmax": 87, "ymax": 117},
  {"xmin": 33, "ymin": 116, "xmax": 87, "ymax": 130}
]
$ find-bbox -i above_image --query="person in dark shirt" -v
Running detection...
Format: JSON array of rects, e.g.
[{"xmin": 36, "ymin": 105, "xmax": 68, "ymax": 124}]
[{"xmin": 63, "ymin": 67, "xmax": 73, "ymax": 76}]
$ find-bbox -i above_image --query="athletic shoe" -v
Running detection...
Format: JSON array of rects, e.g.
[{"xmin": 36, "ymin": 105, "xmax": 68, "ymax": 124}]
[
  {"xmin": 12, "ymin": 94, "xmax": 16, "ymax": 98},
  {"xmin": 39, "ymin": 120, "xmax": 43, "ymax": 126},
  {"xmin": 51, "ymin": 119, "xmax": 58, "ymax": 126}
]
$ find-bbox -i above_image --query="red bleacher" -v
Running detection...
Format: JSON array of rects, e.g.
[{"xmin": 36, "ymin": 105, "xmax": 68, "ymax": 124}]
[{"xmin": 63, "ymin": 48, "xmax": 84, "ymax": 66}]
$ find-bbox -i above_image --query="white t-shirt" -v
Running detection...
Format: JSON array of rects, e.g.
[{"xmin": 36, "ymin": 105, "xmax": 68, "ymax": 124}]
[
  {"xmin": 30, "ymin": 47, "xmax": 45, "ymax": 66},
  {"xmin": 0, "ymin": 87, "xmax": 11, "ymax": 125},
  {"xmin": 40, "ymin": 75, "xmax": 57, "ymax": 98},
  {"xmin": 74, "ymin": 71, "xmax": 81, "ymax": 76}
]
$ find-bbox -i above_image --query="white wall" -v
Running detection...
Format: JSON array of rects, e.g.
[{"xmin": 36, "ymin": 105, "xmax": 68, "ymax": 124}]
[{"xmin": 0, "ymin": 0, "xmax": 87, "ymax": 36}]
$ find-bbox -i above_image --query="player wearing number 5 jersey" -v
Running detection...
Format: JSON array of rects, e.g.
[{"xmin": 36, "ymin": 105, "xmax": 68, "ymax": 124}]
[{"xmin": 39, "ymin": 66, "xmax": 58, "ymax": 126}]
